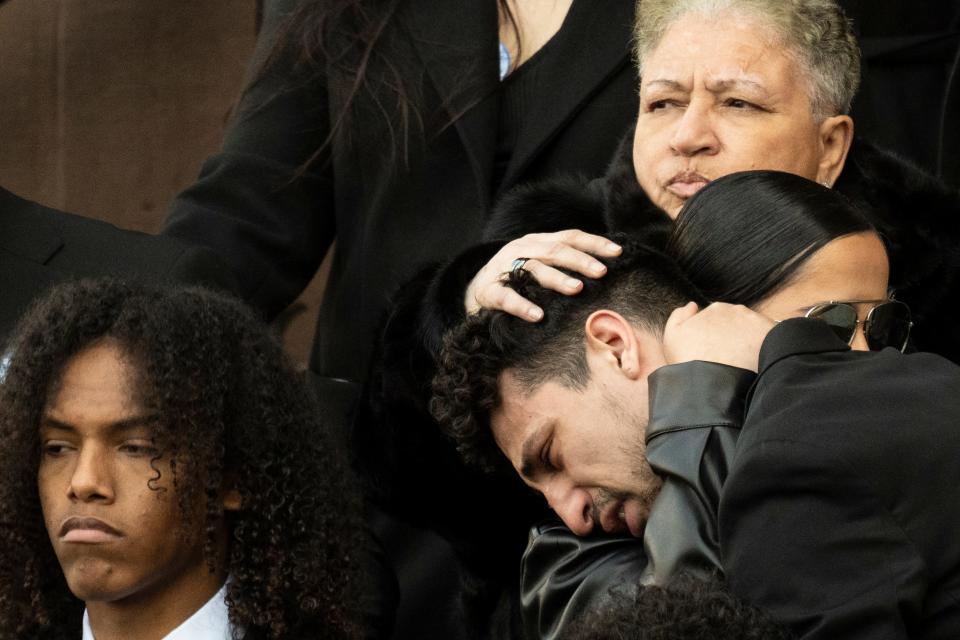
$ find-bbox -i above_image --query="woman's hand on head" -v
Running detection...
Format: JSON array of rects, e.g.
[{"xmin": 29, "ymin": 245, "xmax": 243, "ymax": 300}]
[
  {"xmin": 464, "ymin": 230, "xmax": 622, "ymax": 321},
  {"xmin": 663, "ymin": 302, "xmax": 775, "ymax": 373}
]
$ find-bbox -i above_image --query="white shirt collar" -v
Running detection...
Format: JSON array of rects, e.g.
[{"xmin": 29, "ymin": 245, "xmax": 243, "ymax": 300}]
[{"xmin": 82, "ymin": 582, "xmax": 232, "ymax": 640}]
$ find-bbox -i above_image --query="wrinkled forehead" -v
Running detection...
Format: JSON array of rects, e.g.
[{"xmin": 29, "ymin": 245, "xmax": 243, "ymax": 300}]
[{"xmin": 641, "ymin": 8, "xmax": 804, "ymax": 80}]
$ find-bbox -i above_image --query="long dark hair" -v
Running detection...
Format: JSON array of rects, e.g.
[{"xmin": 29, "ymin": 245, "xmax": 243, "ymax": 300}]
[
  {"xmin": 251, "ymin": 0, "xmax": 518, "ymax": 172},
  {"xmin": 667, "ymin": 170, "xmax": 879, "ymax": 306},
  {"xmin": 0, "ymin": 280, "xmax": 364, "ymax": 639}
]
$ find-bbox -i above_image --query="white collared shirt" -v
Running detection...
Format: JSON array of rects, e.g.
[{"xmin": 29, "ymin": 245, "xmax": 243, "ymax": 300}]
[{"xmin": 82, "ymin": 582, "xmax": 232, "ymax": 640}]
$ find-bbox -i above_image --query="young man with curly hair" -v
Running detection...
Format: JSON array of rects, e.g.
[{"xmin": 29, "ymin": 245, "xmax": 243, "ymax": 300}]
[{"xmin": 0, "ymin": 280, "xmax": 367, "ymax": 640}]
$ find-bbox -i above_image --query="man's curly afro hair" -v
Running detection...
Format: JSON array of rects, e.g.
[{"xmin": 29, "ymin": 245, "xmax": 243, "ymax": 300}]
[
  {"xmin": 0, "ymin": 279, "xmax": 364, "ymax": 640},
  {"xmin": 561, "ymin": 575, "xmax": 792, "ymax": 640}
]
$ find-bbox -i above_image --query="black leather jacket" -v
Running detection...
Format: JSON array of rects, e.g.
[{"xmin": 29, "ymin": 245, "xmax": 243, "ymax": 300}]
[{"xmin": 519, "ymin": 361, "xmax": 755, "ymax": 640}]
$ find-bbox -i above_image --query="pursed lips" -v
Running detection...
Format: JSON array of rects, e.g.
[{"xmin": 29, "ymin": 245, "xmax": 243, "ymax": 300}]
[
  {"xmin": 666, "ymin": 171, "xmax": 710, "ymax": 199},
  {"xmin": 59, "ymin": 516, "xmax": 124, "ymax": 544}
]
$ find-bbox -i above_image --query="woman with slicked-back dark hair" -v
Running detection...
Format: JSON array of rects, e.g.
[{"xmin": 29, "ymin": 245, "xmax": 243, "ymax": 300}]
[
  {"xmin": 668, "ymin": 170, "xmax": 876, "ymax": 306},
  {"xmin": 164, "ymin": 0, "xmax": 639, "ymax": 635}
]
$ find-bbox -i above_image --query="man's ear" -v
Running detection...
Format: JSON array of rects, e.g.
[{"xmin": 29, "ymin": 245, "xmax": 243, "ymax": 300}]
[
  {"xmin": 584, "ymin": 310, "xmax": 643, "ymax": 380},
  {"xmin": 817, "ymin": 114, "xmax": 854, "ymax": 187}
]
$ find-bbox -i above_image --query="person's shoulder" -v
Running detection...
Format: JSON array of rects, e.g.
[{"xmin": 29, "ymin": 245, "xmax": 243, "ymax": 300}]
[
  {"xmin": 56, "ymin": 211, "xmax": 231, "ymax": 285},
  {"xmin": 483, "ymin": 175, "xmax": 607, "ymax": 240},
  {"xmin": 758, "ymin": 319, "xmax": 960, "ymax": 387},
  {"xmin": 896, "ymin": 348, "xmax": 960, "ymax": 373},
  {"xmin": 745, "ymin": 345, "xmax": 960, "ymax": 459},
  {"xmin": 0, "ymin": 187, "xmax": 236, "ymax": 292},
  {"xmin": 0, "ymin": 188, "xmax": 157, "ymax": 271},
  {"xmin": 757, "ymin": 344, "xmax": 960, "ymax": 405},
  {"xmin": 837, "ymin": 138, "xmax": 960, "ymax": 281},
  {"xmin": 838, "ymin": 138, "xmax": 960, "ymax": 226},
  {"xmin": 810, "ymin": 346, "xmax": 960, "ymax": 388}
]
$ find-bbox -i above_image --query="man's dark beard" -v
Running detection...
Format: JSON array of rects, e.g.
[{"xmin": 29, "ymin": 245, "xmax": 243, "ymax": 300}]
[{"xmin": 589, "ymin": 388, "xmax": 663, "ymax": 528}]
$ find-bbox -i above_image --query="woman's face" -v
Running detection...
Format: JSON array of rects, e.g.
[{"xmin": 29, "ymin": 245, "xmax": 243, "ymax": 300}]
[
  {"xmin": 753, "ymin": 231, "xmax": 890, "ymax": 350},
  {"xmin": 632, "ymin": 10, "xmax": 852, "ymax": 218}
]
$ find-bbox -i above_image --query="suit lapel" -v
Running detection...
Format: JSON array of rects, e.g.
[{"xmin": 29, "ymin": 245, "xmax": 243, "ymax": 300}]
[
  {"xmin": 0, "ymin": 187, "xmax": 68, "ymax": 342},
  {"xmin": 400, "ymin": 0, "xmax": 500, "ymax": 207},
  {"xmin": 0, "ymin": 251, "xmax": 61, "ymax": 342},
  {"xmin": 0, "ymin": 187, "xmax": 65, "ymax": 265},
  {"xmin": 500, "ymin": 0, "xmax": 635, "ymax": 191}
]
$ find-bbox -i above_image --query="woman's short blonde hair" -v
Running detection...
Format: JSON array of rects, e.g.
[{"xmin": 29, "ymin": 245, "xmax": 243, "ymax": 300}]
[{"xmin": 633, "ymin": 0, "xmax": 861, "ymax": 118}]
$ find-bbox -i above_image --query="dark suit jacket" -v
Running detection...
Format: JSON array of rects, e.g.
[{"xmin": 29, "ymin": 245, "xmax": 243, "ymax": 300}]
[
  {"xmin": 165, "ymin": 0, "xmax": 639, "ymax": 382},
  {"xmin": 0, "ymin": 186, "xmax": 234, "ymax": 344},
  {"xmin": 720, "ymin": 318, "xmax": 960, "ymax": 639}
]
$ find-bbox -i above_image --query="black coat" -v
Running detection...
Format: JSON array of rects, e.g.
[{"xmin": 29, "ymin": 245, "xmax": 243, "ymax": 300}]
[
  {"xmin": 721, "ymin": 318, "xmax": 960, "ymax": 639},
  {"xmin": 0, "ymin": 186, "xmax": 234, "ymax": 344},
  {"xmin": 164, "ymin": 0, "xmax": 639, "ymax": 383}
]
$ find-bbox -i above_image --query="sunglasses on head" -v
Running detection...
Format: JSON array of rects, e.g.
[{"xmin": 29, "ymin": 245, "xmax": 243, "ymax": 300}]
[{"xmin": 803, "ymin": 300, "xmax": 913, "ymax": 352}]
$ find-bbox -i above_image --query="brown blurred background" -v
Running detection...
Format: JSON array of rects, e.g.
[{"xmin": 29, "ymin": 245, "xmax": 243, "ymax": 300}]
[{"xmin": 0, "ymin": 0, "xmax": 327, "ymax": 365}]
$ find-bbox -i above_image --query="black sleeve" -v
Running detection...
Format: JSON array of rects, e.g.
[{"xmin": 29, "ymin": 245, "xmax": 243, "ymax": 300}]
[
  {"xmin": 161, "ymin": 242, "xmax": 240, "ymax": 294},
  {"xmin": 520, "ymin": 518, "xmax": 647, "ymax": 640},
  {"xmin": 720, "ymin": 437, "xmax": 925, "ymax": 640},
  {"xmin": 164, "ymin": 0, "xmax": 334, "ymax": 319},
  {"xmin": 642, "ymin": 361, "xmax": 753, "ymax": 583}
]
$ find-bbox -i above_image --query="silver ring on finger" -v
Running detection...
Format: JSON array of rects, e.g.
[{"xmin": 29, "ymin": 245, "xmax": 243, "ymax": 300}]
[{"xmin": 510, "ymin": 257, "xmax": 530, "ymax": 277}]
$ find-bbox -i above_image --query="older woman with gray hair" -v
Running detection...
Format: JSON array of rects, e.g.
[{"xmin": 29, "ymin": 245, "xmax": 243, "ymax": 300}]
[
  {"xmin": 453, "ymin": 0, "xmax": 955, "ymax": 360},
  {"xmin": 628, "ymin": 0, "xmax": 859, "ymax": 214}
]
